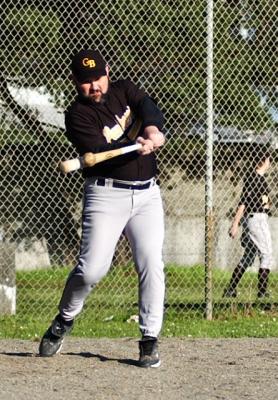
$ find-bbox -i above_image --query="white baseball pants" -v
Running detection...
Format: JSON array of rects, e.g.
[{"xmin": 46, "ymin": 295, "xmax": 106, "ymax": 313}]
[
  {"xmin": 240, "ymin": 213, "xmax": 273, "ymax": 270},
  {"xmin": 58, "ymin": 177, "xmax": 165, "ymax": 338}
]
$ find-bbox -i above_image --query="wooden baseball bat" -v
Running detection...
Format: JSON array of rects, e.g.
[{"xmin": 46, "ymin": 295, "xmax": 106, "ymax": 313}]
[{"xmin": 59, "ymin": 143, "xmax": 142, "ymax": 174}]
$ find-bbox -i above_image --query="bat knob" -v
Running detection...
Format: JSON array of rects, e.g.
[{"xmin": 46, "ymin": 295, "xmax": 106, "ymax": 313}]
[{"xmin": 59, "ymin": 158, "xmax": 82, "ymax": 174}]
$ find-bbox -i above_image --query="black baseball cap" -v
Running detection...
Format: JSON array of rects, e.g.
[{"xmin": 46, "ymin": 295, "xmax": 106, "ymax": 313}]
[{"xmin": 71, "ymin": 49, "xmax": 107, "ymax": 83}]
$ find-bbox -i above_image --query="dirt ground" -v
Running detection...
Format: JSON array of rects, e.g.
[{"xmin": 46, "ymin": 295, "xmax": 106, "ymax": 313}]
[{"xmin": 1, "ymin": 337, "xmax": 278, "ymax": 400}]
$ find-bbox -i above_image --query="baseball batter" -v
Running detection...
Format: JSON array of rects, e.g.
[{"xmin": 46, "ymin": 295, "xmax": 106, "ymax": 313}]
[
  {"xmin": 223, "ymin": 149, "xmax": 273, "ymax": 298},
  {"xmin": 39, "ymin": 49, "xmax": 166, "ymax": 368}
]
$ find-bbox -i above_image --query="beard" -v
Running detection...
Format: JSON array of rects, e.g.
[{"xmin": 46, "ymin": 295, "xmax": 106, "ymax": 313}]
[
  {"xmin": 94, "ymin": 92, "xmax": 108, "ymax": 104},
  {"xmin": 77, "ymin": 82, "xmax": 109, "ymax": 104}
]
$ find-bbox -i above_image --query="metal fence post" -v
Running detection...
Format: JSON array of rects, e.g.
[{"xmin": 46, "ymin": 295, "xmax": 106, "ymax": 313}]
[{"xmin": 205, "ymin": 0, "xmax": 214, "ymax": 320}]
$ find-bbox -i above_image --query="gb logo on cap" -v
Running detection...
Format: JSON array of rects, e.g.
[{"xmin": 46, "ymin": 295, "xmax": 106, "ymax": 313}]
[{"xmin": 82, "ymin": 58, "xmax": 96, "ymax": 68}]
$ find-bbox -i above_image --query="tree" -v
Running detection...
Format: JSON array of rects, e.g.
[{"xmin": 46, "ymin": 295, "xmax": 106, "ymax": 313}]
[{"xmin": 1, "ymin": 0, "xmax": 276, "ymax": 132}]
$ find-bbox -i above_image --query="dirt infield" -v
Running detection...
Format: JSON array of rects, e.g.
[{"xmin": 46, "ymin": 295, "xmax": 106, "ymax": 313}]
[{"xmin": 0, "ymin": 337, "xmax": 278, "ymax": 400}]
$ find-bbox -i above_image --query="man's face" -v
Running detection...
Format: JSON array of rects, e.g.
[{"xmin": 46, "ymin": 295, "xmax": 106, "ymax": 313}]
[{"xmin": 74, "ymin": 68, "xmax": 109, "ymax": 103}]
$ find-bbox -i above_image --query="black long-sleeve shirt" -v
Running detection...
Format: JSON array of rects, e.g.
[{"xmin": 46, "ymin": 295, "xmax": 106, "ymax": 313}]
[{"xmin": 65, "ymin": 79, "xmax": 164, "ymax": 180}]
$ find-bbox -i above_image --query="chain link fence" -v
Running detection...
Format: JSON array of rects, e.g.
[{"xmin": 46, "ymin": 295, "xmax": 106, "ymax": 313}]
[{"xmin": 0, "ymin": 1, "xmax": 277, "ymax": 324}]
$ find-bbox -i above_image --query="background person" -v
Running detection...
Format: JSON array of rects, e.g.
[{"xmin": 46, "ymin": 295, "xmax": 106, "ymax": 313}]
[{"xmin": 223, "ymin": 148, "xmax": 273, "ymax": 299}]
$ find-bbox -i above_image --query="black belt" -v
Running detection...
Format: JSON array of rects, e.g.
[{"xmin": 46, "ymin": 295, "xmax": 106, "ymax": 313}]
[
  {"xmin": 248, "ymin": 211, "xmax": 269, "ymax": 217},
  {"xmin": 96, "ymin": 177, "xmax": 155, "ymax": 190}
]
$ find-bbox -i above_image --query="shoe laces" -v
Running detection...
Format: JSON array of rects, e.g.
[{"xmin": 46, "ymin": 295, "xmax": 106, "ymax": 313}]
[{"xmin": 52, "ymin": 319, "xmax": 67, "ymax": 337}]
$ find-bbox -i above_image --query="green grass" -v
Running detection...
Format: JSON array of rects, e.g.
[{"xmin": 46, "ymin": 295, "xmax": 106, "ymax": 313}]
[{"xmin": 1, "ymin": 264, "xmax": 278, "ymax": 340}]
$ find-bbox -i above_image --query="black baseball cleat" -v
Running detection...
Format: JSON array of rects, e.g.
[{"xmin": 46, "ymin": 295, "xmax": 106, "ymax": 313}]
[
  {"xmin": 39, "ymin": 315, "xmax": 73, "ymax": 357},
  {"xmin": 138, "ymin": 337, "xmax": 161, "ymax": 368}
]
